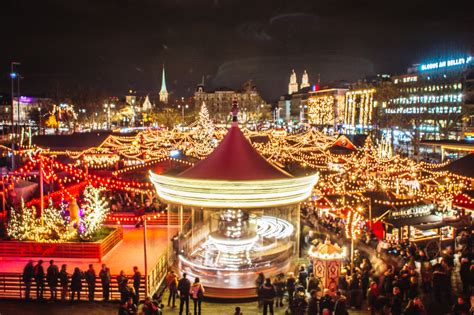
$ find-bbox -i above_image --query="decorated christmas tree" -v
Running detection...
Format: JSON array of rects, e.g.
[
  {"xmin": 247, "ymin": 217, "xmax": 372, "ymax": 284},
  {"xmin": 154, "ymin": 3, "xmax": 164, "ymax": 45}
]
[{"xmin": 193, "ymin": 102, "xmax": 215, "ymax": 156}]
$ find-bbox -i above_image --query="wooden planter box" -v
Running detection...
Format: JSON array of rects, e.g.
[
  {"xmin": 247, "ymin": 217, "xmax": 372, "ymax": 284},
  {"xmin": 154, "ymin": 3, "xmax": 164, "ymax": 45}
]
[{"xmin": 0, "ymin": 227, "xmax": 123, "ymax": 261}]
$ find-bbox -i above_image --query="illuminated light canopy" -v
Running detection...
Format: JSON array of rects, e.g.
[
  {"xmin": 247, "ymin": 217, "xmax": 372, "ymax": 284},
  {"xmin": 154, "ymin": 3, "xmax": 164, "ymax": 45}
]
[{"xmin": 150, "ymin": 172, "xmax": 318, "ymax": 208}]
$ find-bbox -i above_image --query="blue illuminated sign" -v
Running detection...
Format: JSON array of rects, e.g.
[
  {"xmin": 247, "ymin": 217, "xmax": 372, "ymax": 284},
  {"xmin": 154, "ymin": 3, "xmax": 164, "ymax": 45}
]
[{"xmin": 420, "ymin": 56, "xmax": 472, "ymax": 71}]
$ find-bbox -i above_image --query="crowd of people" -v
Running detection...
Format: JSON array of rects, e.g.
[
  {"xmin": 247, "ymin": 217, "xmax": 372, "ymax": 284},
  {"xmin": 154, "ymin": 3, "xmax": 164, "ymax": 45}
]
[
  {"xmin": 21, "ymin": 260, "xmax": 166, "ymax": 314},
  {"xmin": 299, "ymin": 205, "xmax": 474, "ymax": 315},
  {"xmin": 164, "ymin": 270, "xmax": 205, "ymax": 315},
  {"xmin": 108, "ymin": 191, "xmax": 166, "ymax": 214}
]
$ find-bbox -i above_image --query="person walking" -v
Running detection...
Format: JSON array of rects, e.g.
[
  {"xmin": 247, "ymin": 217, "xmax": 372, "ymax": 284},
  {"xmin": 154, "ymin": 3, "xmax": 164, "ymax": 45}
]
[
  {"xmin": 99, "ymin": 264, "xmax": 111, "ymax": 301},
  {"xmin": 132, "ymin": 266, "xmax": 141, "ymax": 305},
  {"xmin": 71, "ymin": 267, "xmax": 83, "ymax": 302},
  {"xmin": 22, "ymin": 260, "xmax": 34, "ymax": 300},
  {"xmin": 34, "ymin": 260, "xmax": 45, "ymax": 300},
  {"xmin": 166, "ymin": 270, "xmax": 178, "ymax": 308},
  {"xmin": 46, "ymin": 260, "xmax": 59, "ymax": 300},
  {"xmin": 85, "ymin": 264, "xmax": 96, "ymax": 301},
  {"xmin": 116, "ymin": 270, "xmax": 128, "ymax": 301},
  {"xmin": 189, "ymin": 277, "xmax": 205, "ymax": 315},
  {"xmin": 260, "ymin": 278, "xmax": 276, "ymax": 315},
  {"xmin": 177, "ymin": 272, "xmax": 191, "ymax": 315},
  {"xmin": 59, "ymin": 264, "xmax": 69, "ymax": 301}
]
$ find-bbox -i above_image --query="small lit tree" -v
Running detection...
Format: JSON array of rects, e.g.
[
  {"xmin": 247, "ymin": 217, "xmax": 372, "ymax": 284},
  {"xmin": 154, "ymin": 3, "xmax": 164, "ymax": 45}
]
[
  {"xmin": 7, "ymin": 201, "xmax": 38, "ymax": 241},
  {"xmin": 79, "ymin": 185, "xmax": 109, "ymax": 240}
]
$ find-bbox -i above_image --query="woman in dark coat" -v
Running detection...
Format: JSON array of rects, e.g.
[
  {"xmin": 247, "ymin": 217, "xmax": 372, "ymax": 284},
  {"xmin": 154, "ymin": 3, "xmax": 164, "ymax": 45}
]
[{"xmin": 70, "ymin": 267, "xmax": 83, "ymax": 302}]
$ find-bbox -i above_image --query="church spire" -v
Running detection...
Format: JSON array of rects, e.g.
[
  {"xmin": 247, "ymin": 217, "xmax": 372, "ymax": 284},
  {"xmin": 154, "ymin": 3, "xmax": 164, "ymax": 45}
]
[
  {"xmin": 301, "ymin": 70, "xmax": 310, "ymax": 89},
  {"xmin": 159, "ymin": 65, "xmax": 169, "ymax": 104},
  {"xmin": 288, "ymin": 69, "xmax": 299, "ymax": 95}
]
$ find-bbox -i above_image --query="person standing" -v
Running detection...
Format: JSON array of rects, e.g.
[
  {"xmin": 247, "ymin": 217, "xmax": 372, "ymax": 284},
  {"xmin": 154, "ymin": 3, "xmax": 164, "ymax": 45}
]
[
  {"xmin": 116, "ymin": 270, "xmax": 128, "ymax": 302},
  {"xmin": 260, "ymin": 278, "xmax": 276, "ymax": 315},
  {"xmin": 46, "ymin": 260, "xmax": 59, "ymax": 300},
  {"xmin": 132, "ymin": 266, "xmax": 141, "ymax": 305},
  {"xmin": 34, "ymin": 260, "xmax": 45, "ymax": 300},
  {"xmin": 334, "ymin": 291, "xmax": 349, "ymax": 315},
  {"xmin": 452, "ymin": 296, "xmax": 470, "ymax": 315},
  {"xmin": 273, "ymin": 275, "xmax": 285, "ymax": 307},
  {"xmin": 286, "ymin": 272, "xmax": 296, "ymax": 307},
  {"xmin": 99, "ymin": 264, "xmax": 111, "ymax": 301},
  {"xmin": 256, "ymin": 272, "xmax": 265, "ymax": 307},
  {"xmin": 71, "ymin": 267, "xmax": 83, "ymax": 302},
  {"xmin": 85, "ymin": 264, "xmax": 96, "ymax": 301},
  {"xmin": 178, "ymin": 272, "xmax": 191, "ymax": 315},
  {"xmin": 166, "ymin": 270, "xmax": 178, "ymax": 308},
  {"xmin": 22, "ymin": 260, "xmax": 34, "ymax": 300},
  {"xmin": 298, "ymin": 265, "xmax": 308, "ymax": 290},
  {"xmin": 59, "ymin": 264, "xmax": 69, "ymax": 301},
  {"xmin": 390, "ymin": 287, "xmax": 403, "ymax": 315},
  {"xmin": 460, "ymin": 258, "xmax": 470, "ymax": 295},
  {"xmin": 307, "ymin": 289, "xmax": 319, "ymax": 315},
  {"xmin": 403, "ymin": 296, "xmax": 426, "ymax": 315},
  {"xmin": 189, "ymin": 277, "xmax": 205, "ymax": 315}
]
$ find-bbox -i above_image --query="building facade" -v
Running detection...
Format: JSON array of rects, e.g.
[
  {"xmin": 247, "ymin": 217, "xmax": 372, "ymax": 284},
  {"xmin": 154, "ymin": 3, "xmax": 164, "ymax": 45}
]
[
  {"xmin": 307, "ymin": 88, "xmax": 347, "ymax": 129},
  {"xmin": 383, "ymin": 55, "xmax": 472, "ymax": 140},
  {"xmin": 194, "ymin": 82, "xmax": 268, "ymax": 122},
  {"xmin": 343, "ymin": 88, "xmax": 376, "ymax": 133}
]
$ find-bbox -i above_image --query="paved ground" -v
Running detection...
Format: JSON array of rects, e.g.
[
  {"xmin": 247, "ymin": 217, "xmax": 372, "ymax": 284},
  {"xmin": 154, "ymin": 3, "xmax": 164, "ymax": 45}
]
[
  {"xmin": 0, "ymin": 298, "xmax": 370, "ymax": 315},
  {"xmin": 0, "ymin": 226, "xmax": 176, "ymax": 275}
]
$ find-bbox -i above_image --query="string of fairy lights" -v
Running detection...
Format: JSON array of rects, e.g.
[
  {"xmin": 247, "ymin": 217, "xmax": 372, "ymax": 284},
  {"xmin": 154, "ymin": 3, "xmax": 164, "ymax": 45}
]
[{"xmin": 2, "ymin": 101, "xmax": 472, "ymax": 243}]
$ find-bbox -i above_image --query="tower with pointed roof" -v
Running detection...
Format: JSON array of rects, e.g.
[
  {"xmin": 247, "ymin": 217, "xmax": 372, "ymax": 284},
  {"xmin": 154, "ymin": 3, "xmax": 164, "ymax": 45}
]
[
  {"xmin": 159, "ymin": 65, "xmax": 168, "ymax": 104},
  {"xmin": 301, "ymin": 70, "xmax": 310, "ymax": 89},
  {"xmin": 288, "ymin": 69, "xmax": 299, "ymax": 94}
]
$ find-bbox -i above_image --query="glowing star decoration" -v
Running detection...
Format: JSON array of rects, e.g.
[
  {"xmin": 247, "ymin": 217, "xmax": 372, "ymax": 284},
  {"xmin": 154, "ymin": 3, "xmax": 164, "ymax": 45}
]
[{"xmin": 79, "ymin": 185, "xmax": 110, "ymax": 240}]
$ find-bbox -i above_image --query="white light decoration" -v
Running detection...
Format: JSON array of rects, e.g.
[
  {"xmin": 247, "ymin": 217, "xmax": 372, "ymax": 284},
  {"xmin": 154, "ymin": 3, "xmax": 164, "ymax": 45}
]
[{"xmin": 150, "ymin": 172, "xmax": 319, "ymax": 208}]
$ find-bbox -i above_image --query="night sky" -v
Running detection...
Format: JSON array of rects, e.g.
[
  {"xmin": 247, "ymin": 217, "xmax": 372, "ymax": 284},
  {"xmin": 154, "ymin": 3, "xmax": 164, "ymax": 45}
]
[{"xmin": 1, "ymin": 0, "xmax": 472, "ymax": 102}]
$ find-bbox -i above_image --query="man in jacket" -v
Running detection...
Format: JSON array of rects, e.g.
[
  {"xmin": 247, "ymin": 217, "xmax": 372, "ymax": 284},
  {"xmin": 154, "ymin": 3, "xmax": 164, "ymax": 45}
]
[
  {"xmin": 99, "ymin": 264, "xmax": 111, "ymax": 301},
  {"xmin": 177, "ymin": 272, "xmax": 191, "ymax": 315},
  {"xmin": 46, "ymin": 260, "xmax": 59, "ymax": 300},
  {"xmin": 85, "ymin": 264, "xmax": 96, "ymax": 301},
  {"xmin": 22, "ymin": 260, "xmax": 34, "ymax": 300},
  {"xmin": 34, "ymin": 260, "xmax": 45, "ymax": 300},
  {"xmin": 260, "ymin": 278, "xmax": 276, "ymax": 315},
  {"xmin": 166, "ymin": 270, "xmax": 178, "ymax": 308},
  {"xmin": 133, "ymin": 266, "xmax": 141, "ymax": 305}
]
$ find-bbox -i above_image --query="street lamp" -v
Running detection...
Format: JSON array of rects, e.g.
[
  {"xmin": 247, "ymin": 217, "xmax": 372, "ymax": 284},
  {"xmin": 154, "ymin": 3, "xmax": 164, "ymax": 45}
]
[
  {"xmin": 38, "ymin": 107, "xmax": 42, "ymax": 135},
  {"xmin": 10, "ymin": 61, "xmax": 20, "ymax": 170},
  {"xmin": 177, "ymin": 104, "xmax": 189, "ymax": 123}
]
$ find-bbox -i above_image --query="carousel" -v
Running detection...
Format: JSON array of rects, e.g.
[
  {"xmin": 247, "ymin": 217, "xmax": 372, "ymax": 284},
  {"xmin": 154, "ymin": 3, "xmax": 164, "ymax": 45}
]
[{"xmin": 150, "ymin": 105, "xmax": 318, "ymax": 298}]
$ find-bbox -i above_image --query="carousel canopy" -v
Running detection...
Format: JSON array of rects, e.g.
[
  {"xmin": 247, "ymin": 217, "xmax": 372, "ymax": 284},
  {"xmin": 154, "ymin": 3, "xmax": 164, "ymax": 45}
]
[
  {"xmin": 178, "ymin": 123, "xmax": 291, "ymax": 180},
  {"xmin": 150, "ymin": 123, "xmax": 318, "ymax": 208}
]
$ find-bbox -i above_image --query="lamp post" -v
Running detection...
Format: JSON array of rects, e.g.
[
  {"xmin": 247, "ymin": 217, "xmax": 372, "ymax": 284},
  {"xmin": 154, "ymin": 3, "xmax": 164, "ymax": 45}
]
[
  {"xmin": 103, "ymin": 103, "xmax": 115, "ymax": 130},
  {"xmin": 177, "ymin": 104, "xmax": 188, "ymax": 123},
  {"xmin": 10, "ymin": 62, "xmax": 20, "ymax": 170},
  {"xmin": 38, "ymin": 107, "xmax": 42, "ymax": 135}
]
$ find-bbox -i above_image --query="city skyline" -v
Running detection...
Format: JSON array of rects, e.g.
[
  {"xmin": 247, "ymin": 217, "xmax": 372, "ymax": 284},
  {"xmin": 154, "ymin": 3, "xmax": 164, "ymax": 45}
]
[{"xmin": 0, "ymin": 0, "xmax": 472, "ymax": 102}]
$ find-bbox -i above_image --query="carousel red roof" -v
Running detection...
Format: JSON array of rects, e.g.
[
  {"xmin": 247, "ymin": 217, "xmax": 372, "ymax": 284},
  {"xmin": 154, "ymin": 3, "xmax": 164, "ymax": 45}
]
[{"xmin": 178, "ymin": 123, "xmax": 291, "ymax": 181}]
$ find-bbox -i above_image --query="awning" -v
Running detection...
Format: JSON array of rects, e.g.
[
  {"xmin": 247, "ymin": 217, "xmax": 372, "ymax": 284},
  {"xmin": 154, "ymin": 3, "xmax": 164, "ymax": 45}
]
[{"xmin": 384, "ymin": 214, "xmax": 442, "ymax": 228}]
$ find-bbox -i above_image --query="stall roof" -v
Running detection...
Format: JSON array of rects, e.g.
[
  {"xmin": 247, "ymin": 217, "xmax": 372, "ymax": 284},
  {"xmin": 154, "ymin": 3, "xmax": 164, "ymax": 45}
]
[
  {"xmin": 385, "ymin": 214, "xmax": 442, "ymax": 228},
  {"xmin": 442, "ymin": 154, "xmax": 474, "ymax": 178}
]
